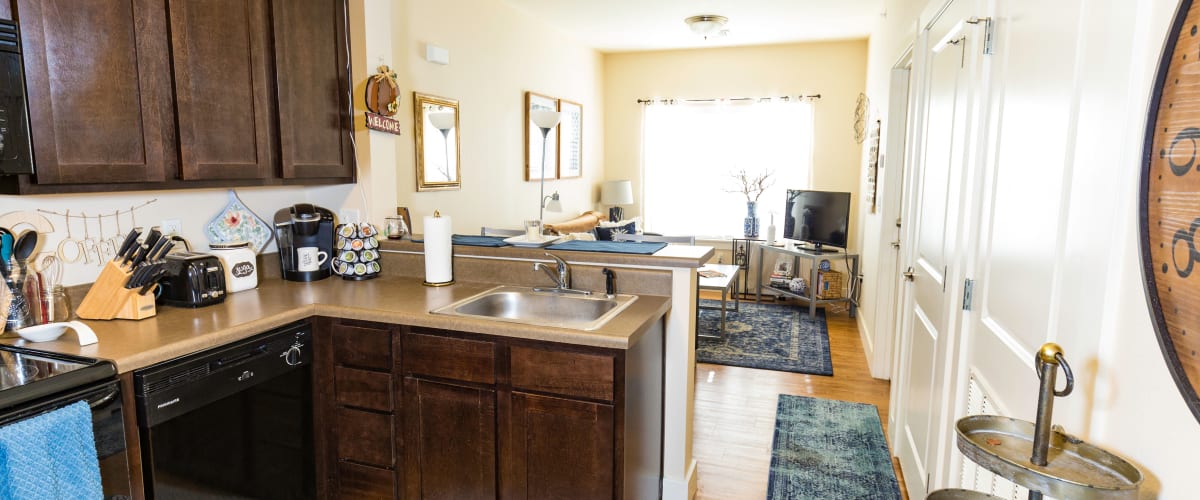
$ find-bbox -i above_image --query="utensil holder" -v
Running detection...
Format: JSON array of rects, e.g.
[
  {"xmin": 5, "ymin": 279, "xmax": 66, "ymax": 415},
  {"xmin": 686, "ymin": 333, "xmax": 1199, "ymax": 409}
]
[{"xmin": 76, "ymin": 261, "xmax": 158, "ymax": 320}]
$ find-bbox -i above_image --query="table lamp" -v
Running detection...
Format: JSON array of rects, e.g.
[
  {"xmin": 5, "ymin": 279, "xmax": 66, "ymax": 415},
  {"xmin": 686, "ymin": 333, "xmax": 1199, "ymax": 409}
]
[{"xmin": 600, "ymin": 180, "xmax": 633, "ymax": 222}]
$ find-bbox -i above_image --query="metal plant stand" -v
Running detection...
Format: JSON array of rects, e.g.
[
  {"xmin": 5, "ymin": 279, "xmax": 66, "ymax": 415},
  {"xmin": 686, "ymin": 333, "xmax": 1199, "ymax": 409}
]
[{"xmin": 928, "ymin": 344, "xmax": 1143, "ymax": 500}]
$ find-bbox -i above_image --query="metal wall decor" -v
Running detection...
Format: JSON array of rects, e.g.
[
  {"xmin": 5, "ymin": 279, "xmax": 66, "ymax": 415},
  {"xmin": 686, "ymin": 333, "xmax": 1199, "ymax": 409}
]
[{"xmin": 1141, "ymin": 0, "xmax": 1200, "ymax": 425}]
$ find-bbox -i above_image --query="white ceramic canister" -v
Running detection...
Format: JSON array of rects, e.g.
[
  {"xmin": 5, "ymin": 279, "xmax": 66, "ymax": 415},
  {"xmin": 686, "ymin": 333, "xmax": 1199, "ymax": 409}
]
[{"xmin": 209, "ymin": 241, "xmax": 258, "ymax": 293}]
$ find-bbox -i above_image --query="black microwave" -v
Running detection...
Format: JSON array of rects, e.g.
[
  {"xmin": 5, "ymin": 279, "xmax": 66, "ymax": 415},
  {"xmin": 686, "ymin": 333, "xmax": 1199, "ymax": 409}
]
[{"xmin": 0, "ymin": 19, "xmax": 33, "ymax": 175}]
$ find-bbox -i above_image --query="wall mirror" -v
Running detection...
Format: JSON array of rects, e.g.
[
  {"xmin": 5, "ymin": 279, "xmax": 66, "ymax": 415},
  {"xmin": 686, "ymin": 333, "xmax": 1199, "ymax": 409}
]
[{"xmin": 413, "ymin": 92, "xmax": 460, "ymax": 191}]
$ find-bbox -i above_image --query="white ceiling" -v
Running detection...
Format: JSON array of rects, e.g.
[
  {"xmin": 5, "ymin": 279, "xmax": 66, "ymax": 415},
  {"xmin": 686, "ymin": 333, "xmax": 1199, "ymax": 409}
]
[{"xmin": 501, "ymin": 0, "xmax": 885, "ymax": 53}]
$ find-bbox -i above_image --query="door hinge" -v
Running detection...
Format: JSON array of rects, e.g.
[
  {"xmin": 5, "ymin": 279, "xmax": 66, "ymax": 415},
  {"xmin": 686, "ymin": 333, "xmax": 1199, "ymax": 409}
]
[
  {"xmin": 966, "ymin": 16, "xmax": 994, "ymax": 55},
  {"xmin": 962, "ymin": 278, "xmax": 975, "ymax": 311}
]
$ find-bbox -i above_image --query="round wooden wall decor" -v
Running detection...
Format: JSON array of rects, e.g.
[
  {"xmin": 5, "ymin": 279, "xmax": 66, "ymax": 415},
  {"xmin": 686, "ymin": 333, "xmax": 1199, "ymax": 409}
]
[{"xmin": 1142, "ymin": 0, "xmax": 1200, "ymax": 424}]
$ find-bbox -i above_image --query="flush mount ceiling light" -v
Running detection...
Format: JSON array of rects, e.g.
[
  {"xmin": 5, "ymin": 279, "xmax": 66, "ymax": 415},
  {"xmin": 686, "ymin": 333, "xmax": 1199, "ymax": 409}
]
[{"xmin": 684, "ymin": 14, "xmax": 729, "ymax": 39}]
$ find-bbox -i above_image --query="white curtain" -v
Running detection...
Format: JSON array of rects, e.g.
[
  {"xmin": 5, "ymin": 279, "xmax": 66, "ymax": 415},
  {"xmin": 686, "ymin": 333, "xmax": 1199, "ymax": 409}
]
[{"xmin": 641, "ymin": 99, "xmax": 814, "ymax": 238}]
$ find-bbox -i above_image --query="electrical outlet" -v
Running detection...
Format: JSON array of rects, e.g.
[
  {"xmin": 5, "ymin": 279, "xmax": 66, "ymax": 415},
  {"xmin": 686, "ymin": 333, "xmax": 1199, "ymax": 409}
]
[
  {"xmin": 161, "ymin": 219, "xmax": 183, "ymax": 237},
  {"xmin": 339, "ymin": 209, "xmax": 360, "ymax": 224}
]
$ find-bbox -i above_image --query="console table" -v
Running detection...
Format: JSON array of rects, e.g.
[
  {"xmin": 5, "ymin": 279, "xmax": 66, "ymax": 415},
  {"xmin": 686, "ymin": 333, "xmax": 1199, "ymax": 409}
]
[{"xmin": 753, "ymin": 244, "xmax": 859, "ymax": 318}]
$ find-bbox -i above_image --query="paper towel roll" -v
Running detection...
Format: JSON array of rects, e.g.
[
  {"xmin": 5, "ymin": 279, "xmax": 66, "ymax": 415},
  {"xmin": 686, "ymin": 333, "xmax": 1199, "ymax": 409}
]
[{"xmin": 423, "ymin": 212, "xmax": 454, "ymax": 285}]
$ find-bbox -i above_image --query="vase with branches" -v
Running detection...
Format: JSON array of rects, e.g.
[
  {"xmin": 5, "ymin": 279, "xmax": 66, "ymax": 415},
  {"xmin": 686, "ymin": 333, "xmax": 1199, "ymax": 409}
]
[{"xmin": 727, "ymin": 169, "xmax": 774, "ymax": 237}]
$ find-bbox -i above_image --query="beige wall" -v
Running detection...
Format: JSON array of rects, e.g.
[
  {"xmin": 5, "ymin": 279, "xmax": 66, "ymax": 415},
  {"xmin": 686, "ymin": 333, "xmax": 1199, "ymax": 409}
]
[
  {"xmin": 603, "ymin": 40, "xmax": 868, "ymax": 250},
  {"xmin": 387, "ymin": 0, "xmax": 605, "ymax": 234}
]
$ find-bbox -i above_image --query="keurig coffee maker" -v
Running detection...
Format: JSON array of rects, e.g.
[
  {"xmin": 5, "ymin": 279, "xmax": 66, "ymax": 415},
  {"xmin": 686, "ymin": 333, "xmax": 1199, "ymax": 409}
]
[{"xmin": 274, "ymin": 203, "xmax": 334, "ymax": 281}]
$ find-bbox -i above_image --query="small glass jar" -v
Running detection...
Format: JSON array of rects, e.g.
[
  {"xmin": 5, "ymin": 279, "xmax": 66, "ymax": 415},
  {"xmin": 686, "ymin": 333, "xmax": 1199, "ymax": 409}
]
[
  {"xmin": 47, "ymin": 284, "xmax": 72, "ymax": 323},
  {"xmin": 385, "ymin": 216, "xmax": 409, "ymax": 240}
]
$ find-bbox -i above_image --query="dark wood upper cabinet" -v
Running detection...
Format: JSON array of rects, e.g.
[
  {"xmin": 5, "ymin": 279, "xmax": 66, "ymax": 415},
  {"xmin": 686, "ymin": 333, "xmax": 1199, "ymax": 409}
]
[
  {"xmin": 16, "ymin": 0, "xmax": 174, "ymax": 185},
  {"xmin": 169, "ymin": 0, "xmax": 274, "ymax": 180},
  {"xmin": 5, "ymin": 0, "xmax": 353, "ymax": 193},
  {"xmin": 272, "ymin": 0, "xmax": 354, "ymax": 180}
]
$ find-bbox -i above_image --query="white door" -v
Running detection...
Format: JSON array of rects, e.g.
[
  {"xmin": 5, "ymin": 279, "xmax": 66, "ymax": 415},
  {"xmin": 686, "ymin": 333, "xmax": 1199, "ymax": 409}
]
[
  {"xmin": 893, "ymin": 2, "xmax": 983, "ymax": 498},
  {"xmin": 950, "ymin": 0, "xmax": 1128, "ymax": 495}
]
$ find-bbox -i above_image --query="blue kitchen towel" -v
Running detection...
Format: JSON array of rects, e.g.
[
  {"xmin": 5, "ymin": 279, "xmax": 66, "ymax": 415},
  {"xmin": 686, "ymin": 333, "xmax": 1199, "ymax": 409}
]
[
  {"xmin": 451, "ymin": 234, "xmax": 510, "ymax": 247},
  {"xmin": 0, "ymin": 400, "xmax": 102, "ymax": 500},
  {"xmin": 410, "ymin": 235, "xmax": 511, "ymax": 247},
  {"xmin": 546, "ymin": 240, "xmax": 668, "ymax": 254}
]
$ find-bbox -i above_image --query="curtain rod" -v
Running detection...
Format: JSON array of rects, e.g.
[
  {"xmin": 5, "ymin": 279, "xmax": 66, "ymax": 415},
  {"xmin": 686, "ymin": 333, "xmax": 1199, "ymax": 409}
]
[{"xmin": 636, "ymin": 94, "xmax": 821, "ymax": 104}]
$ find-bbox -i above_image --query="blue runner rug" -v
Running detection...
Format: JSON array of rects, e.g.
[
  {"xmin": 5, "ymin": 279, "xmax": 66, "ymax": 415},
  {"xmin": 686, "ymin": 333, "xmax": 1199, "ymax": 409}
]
[
  {"xmin": 696, "ymin": 299, "xmax": 833, "ymax": 376},
  {"xmin": 768, "ymin": 395, "xmax": 902, "ymax": 500}
]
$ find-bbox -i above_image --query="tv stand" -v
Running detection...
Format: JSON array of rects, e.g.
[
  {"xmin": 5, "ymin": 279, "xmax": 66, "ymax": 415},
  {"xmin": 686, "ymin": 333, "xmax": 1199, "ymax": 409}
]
[
  {"xmin": 796, "ymin": 244, "xmax": 838, "ymax": 254},
  {"xmin": 754, "ymin": 244, "xmax": 859, "ymax": 318}
]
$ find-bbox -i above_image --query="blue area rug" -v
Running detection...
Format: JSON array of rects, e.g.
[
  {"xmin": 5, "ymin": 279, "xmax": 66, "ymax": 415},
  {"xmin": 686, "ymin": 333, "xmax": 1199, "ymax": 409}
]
[
  {"xmin": 768, "ymin": 395, "xmax": 901, "ymax": 500},
  {"xmin": 696, "ymin": 299, "xmax": 833, "ymax": 376}
]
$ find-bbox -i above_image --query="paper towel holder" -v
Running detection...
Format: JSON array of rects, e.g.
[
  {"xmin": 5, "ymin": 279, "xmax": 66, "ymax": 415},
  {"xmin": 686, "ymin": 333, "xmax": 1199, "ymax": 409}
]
[{"xmin": 423, "ymin": 210, "xmax": 456, "ymax": 287}]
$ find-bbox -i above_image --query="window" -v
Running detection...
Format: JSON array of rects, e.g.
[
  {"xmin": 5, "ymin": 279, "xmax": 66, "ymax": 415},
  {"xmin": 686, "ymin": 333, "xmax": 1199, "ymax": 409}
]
[{"xmin": 641, "ymin": 99, "xmax": 814, "ymax": 238}]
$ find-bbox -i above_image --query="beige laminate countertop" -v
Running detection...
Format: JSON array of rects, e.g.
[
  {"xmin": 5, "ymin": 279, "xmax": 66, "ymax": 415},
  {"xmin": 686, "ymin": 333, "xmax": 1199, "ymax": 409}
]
[{"xmin": 0, "ymin": 277, "xmax": 671, "ymax": 373}]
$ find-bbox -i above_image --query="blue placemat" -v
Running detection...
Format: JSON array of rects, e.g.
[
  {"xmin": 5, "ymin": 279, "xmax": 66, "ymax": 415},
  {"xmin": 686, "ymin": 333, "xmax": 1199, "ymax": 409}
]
[
  {"xmin": 410, "ymin": 235, "xmax": 511, "ymax": 247},
  {"xmin": 546, "ymin": 240, "xmax": 667, "ymax": 254}
]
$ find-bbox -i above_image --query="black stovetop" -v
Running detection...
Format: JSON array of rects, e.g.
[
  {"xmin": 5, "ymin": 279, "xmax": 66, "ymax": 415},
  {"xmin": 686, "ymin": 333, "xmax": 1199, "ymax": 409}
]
[{"xmin": 0, "ymin": 344, "xmax": 116, "ymax": 412}]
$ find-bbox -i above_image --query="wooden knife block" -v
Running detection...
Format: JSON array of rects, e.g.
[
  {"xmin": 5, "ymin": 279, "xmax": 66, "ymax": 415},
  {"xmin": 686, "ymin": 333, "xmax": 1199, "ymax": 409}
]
[{"xmin": 76, "ymin": 261, "xmax": 157, "ymax": 320}]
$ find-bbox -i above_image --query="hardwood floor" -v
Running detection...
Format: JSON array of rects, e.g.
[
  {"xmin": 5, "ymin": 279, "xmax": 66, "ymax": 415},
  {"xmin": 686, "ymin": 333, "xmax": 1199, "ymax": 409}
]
[{"xmin": 692, "ymin": 294, "xmax": 908, "ymax": 499}]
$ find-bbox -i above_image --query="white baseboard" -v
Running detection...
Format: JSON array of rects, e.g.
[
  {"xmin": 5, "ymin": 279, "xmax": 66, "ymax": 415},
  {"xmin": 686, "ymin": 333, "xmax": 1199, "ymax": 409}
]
[{"xmin": 662, "ymin": 459, "xmax": 698, "ymax": 500}]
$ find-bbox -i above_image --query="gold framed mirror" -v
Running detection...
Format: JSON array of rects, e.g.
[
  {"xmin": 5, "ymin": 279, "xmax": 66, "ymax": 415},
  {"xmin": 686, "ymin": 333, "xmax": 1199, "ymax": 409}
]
[{"xmin": 413, "ymin": 92, "xmax": 460, "ymax": 191}]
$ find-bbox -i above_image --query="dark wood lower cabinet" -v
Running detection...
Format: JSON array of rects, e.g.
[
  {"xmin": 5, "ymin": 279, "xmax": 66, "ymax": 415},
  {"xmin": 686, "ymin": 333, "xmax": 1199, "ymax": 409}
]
[
  {"xmin": 314, "ymin": 319, "xmax": 664, "ymax": 500},
  {"xmin": 505, "ymin": 392, "xmax": 615, "ymax": 500},
  {"xmin": 403, "ymin": 378, "xmax": 496, "ymax": 500}
]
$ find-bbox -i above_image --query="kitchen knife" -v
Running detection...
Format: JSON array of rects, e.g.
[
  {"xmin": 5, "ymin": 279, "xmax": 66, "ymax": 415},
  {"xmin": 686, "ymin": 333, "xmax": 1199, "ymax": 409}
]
[
  {"xmin": 149, "ymin": 239, "xmax": 175, "ymax": 261},
  {"xmin": 145, "ymin": 237, "xmax": 170, "ymax": 264},
  {"xmin": 128, "ymin": 228, "xmax": 162, "ymax": 269},
  {"xmin": 137, "ymin": 267, "xmax": 168, "ymax": 295},
  {"xmin": 115, "ymin": 227, "xmax": 142, "ymax": 263},
  {"xmin": 125, "ymin": 264, "xmax": 151, "ymax": 289}
]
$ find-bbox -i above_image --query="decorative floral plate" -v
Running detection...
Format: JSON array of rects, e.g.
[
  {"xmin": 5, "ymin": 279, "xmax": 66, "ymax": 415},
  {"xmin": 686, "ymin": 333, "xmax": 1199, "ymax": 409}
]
[{"xmin": 204, "ymin": 190, "xmax": 272, "ymax": 253}]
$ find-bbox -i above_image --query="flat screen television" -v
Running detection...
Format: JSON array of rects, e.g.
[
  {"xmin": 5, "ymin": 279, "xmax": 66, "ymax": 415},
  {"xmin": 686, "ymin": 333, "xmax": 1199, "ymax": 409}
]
[{"xmin": 783, "ymin": 190, "xmax": 851, "ymax": 252}]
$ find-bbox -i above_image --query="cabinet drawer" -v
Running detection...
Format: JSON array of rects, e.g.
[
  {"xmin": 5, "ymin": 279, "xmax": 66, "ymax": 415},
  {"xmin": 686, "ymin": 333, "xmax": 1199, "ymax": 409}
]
[
  {"xmin": 336, "ymin": 461, "xmax": 394, "ymax": 499},
  {"xmin": 403, "ymin": 331, "xmax": 495, "ymax": 384},
  {"xmin": 332, "ymin": 322, "xmax": 392, "ymax": 370},
  {"xmin": 510, "ymin": 346, "xmax": 615, "ymax": 401},
  {"xmin": 335, "ymin": 407, "xmax": 393, "ymax": 466},
  {"xmin": 335, "ymin": 366, "xmax": 393, "ymax": 412}
]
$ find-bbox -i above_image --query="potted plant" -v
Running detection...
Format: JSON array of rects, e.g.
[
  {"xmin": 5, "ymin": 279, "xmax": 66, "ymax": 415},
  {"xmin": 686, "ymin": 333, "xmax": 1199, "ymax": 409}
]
[{"xmin": 727, "ymin": 169, "xmax": 774, "ymax": 237}]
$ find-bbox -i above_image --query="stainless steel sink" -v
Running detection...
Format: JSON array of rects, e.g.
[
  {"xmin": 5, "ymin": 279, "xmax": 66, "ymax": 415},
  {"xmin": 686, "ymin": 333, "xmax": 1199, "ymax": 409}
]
[{"xmin": 431, "ymin": 286, "xmax": 638, "ymax": 331}]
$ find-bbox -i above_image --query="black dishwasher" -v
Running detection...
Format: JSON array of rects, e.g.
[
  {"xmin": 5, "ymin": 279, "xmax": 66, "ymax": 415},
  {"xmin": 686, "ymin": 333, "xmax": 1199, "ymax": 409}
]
[{"xmin": 134, "ymin": 321, "xmax": 314, "ymax": 499}]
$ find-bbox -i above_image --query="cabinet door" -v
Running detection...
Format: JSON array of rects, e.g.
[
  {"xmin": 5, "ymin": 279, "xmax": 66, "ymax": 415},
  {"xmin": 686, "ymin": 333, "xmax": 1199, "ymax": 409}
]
[
  {"xmin": 505, "ymin": 392, "xmax": 615, "ymax": 500},
  {"xmin": 271, "ymin": 0, "xmax": 354, "ymax": 180},
  {"xmin": 168, "ymin": 0, "xmax": 273, "ymax": 180},
  {"xmin": 404, "ymin": 377, "xmax": 496, "ymax": 500},
  {"xmin": 16, "ymin": 0, "xmax": 173, "ymax": 184}
]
